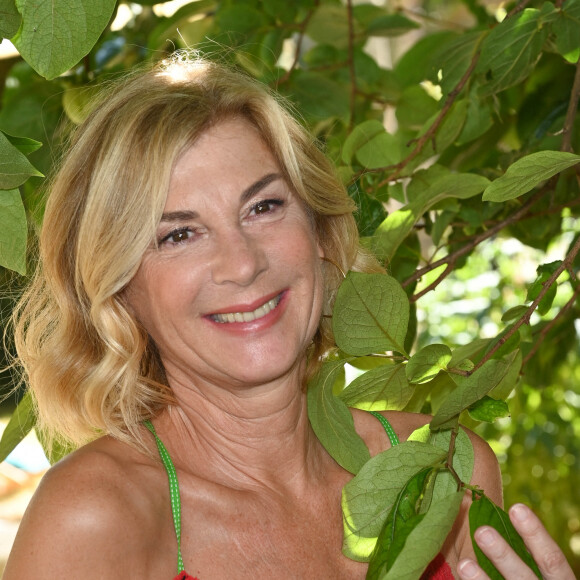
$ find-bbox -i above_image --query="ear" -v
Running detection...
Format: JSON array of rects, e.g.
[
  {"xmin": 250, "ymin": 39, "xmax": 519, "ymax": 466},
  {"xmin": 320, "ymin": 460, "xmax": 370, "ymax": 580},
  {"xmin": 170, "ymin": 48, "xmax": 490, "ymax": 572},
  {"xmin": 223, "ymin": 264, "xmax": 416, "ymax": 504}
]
[{"xmin": 317, "ymin": 241, "xmax": 325, "ymax": 259}]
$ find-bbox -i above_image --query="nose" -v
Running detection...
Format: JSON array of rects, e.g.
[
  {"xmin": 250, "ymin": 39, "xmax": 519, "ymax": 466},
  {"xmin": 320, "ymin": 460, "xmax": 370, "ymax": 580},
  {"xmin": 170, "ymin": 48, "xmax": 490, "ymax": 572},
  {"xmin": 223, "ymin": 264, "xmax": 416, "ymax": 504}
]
[{"xmin": 211, "ymin": 228, "xmax": 267, "ymax": 286}]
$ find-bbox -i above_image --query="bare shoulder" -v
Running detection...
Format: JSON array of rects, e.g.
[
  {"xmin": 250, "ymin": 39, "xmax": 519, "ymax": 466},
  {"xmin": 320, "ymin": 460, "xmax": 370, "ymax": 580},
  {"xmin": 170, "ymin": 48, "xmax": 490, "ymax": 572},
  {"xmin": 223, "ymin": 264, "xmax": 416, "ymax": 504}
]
[{"xmin": 3, "ymin": 436, "xmax": 169, "ymax": 578}]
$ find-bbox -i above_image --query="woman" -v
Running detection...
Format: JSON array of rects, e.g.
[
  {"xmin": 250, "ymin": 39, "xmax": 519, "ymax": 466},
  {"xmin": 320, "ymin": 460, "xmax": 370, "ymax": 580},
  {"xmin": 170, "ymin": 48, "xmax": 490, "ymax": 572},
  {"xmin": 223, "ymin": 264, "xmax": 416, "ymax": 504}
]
[{"xmin": 4, "ymin": 55, "xmax": 573, "ymax": 579}]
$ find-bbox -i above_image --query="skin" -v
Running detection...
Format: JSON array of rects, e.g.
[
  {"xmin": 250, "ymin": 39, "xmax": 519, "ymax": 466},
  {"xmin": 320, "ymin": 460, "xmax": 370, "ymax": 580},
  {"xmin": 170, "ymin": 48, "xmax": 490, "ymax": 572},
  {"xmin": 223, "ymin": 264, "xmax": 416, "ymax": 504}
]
[{"xmin": 4, "ymin": 119, "xmax": 574, "ymax": 579}]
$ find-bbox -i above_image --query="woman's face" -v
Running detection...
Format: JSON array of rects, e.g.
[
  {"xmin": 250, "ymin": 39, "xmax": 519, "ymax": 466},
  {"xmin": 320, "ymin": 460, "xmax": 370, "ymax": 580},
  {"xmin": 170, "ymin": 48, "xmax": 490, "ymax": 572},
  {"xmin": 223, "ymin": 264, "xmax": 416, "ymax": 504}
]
[{"xmin": 126, "ymin": 118, "xmax": 325, "ymax": 390}]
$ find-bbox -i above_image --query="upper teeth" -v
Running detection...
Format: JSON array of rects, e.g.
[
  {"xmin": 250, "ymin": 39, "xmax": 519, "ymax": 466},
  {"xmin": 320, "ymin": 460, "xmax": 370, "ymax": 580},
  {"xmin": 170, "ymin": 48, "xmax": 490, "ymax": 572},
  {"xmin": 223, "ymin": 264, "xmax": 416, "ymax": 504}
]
[{"xmin": 211, "ymin": 295, "xmax": 281, "ymax": 324}]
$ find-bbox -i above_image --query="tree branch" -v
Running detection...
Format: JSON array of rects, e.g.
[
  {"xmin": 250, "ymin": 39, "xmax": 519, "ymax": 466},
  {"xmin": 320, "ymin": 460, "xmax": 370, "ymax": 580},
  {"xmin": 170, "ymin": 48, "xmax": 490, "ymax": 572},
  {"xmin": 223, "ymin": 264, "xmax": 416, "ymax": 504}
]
[
  {"xmin": 522, "ymin": 285, "xmax": 580, "ymax": 367},
  {"xmin": 506, "ymin": 0, "xmax": 532, "ymax": 19},
  {"xmin": 276, "ymin": 1, "xmax": 320, "ymax": 86},
  {"xmin": 346, "ymin": 0, "xmax": 357, "ymax": 129},
  {"xmin": 469, "ymin": 235, "xmax": 580, "ymax": 374},
  {"xmin": 403, "ymin": 188, "xmax": 546, "ymax": 291},
  {"xmin": 561, "ymin": 56, "xmax": 580, "ymax": 153},
  {"xmin": 351, "ymin": 50, "xmax": 481, "ymax": 187}
]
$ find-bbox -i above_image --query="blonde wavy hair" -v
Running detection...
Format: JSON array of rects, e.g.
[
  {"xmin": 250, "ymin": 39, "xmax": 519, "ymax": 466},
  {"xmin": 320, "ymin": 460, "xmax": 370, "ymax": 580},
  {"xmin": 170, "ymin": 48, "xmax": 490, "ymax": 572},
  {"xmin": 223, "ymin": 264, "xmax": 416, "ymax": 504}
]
[{"xmin": 13, "ymin": 54, "xmax": 382, "ymax": 451}]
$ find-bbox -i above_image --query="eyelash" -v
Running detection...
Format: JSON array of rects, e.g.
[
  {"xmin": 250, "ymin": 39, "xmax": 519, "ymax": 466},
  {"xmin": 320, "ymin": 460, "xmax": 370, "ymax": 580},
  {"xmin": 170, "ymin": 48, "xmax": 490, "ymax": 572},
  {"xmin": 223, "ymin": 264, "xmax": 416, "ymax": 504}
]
[
  {"xmin": 158, "ymin": 198, "xmax": 285, "ymax": 247},
  {"xmin": 248, "ymin": 198, "xmax": 285, "ymax": 217}
]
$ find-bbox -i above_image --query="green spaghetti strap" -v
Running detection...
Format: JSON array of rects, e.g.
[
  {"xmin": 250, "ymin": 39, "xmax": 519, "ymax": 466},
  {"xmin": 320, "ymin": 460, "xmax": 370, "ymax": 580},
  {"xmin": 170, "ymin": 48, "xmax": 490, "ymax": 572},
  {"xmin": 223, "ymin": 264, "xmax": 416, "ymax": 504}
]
[
  {"xmin": 144, "ymin": 420, "xmax": 185, "ymax": 574},
  {"xmin": 369, "ymin": 411, "xmax": 400, "ymax": 447}
]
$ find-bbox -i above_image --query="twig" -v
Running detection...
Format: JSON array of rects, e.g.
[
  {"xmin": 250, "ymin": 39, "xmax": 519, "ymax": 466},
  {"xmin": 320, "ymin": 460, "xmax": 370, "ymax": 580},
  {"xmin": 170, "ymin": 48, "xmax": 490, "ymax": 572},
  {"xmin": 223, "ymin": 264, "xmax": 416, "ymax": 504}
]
[
  {"xmin": 469, "ymin": 235, "xmax": 580, "ymax": 374},
  {"xmin": 373, "ymin": 51, "xmax": 480, "ymax": 187},
  {"xmin": 403, "ymin": 188, "xmax": 546, "ymax": 290},
  {"xmin": 445, "ymin": 428, "xmax": 464, "ymax": 491},
  {"xmin": 276, "ymin": 1, "xmax": 320, "ymax": 86},
  {"xmin": 522, "ymin": 284, "xmax": 580, "ymax": 367},
  {"xmin": 346, "ymin": 0, "xmax": 357, "ymax": 129},
  {"xmin": 561, "ymin": 57, "xmax": 580, "ymax": 153},
  {"xmin": 506, "ymin": 0, "xmax": 532, "ymax": 19}
]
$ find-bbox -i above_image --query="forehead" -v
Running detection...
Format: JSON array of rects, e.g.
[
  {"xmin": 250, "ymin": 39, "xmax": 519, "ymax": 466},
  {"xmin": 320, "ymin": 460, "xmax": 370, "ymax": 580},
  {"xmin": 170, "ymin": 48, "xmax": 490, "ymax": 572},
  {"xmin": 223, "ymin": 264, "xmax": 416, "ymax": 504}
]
[{"xmin": 168, "ymin": 118, "xmax": 280, "ymax": 203}]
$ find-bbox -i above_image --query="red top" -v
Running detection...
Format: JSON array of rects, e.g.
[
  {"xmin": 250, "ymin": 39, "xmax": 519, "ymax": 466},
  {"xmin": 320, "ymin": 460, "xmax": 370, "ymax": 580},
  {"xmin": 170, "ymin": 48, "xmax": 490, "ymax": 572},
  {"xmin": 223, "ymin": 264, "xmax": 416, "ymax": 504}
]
[
  {"xmin": 420, "ymin": 553, "xmax": 455, "ymax": 579},
  {"xmin": 171, "ymin": 553, "xmax": 452, "ymax": 580}
]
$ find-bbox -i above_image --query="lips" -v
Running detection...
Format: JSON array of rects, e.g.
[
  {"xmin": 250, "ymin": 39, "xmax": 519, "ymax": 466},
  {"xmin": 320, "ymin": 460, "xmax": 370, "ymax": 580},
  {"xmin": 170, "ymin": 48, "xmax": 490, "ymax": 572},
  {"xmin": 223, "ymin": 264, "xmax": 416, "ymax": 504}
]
[{"xmin": 209, "ymin": 292, "xmax": 283, "ymax": 324}]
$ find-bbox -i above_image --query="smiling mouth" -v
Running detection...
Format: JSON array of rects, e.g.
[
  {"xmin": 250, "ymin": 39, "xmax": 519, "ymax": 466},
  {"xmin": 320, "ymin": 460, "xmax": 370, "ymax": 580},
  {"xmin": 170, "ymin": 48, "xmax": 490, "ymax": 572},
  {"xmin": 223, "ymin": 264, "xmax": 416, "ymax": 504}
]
[{"xmin": 209, "ymin": 293, "xmax": 283, "ymax": 324}]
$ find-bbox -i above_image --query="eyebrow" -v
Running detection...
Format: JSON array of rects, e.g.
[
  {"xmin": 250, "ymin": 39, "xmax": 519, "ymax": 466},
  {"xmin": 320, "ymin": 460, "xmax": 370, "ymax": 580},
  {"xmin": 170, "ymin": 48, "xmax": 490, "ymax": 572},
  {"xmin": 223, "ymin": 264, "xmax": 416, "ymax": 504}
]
[{"xmin": 160, "ymin": 172, "xmax": 283, "ymax": 223}]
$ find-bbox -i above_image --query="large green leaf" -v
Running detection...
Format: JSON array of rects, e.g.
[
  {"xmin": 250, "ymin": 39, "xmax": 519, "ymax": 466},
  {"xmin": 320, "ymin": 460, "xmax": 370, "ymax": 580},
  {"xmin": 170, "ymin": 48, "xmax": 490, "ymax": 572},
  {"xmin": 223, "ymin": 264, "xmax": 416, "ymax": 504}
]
[
  {"xmin": 366, "ymin": 468, "xmax": 433, "ymax": 579},
  {"xmin": 476, "ymin": 8, "xmax": 551, "ymax": 96},
  {"xmin": 342, "ymin": 441, "xmax": 446, "ymax": 561},
  {"xmin": 469, "ymin": 496, "xmax": 542, "ymax": 579},
  {"xmin": 343, "ymin": 120, "xmax": 390, "ymax": 165},
  {"xmin": 468, "ymin": 396, "xmax": 510, "ymax": 422},
  {"xmin": 0, "ymin": 391, "xmax": 36, "ymax": 463},
  {"xmin": 12, "ymin": 0, "xmax": 117, "ymax": 79},
  {"xmin": 430, "ymin": 351, "xmax": 518, "ymax": 429},
  {"xmin": 406, "ymin": 344, "xmax": 452, "ymax": 384},
  {"xmin": 307, "ymin": 359, "xmax": 371, "ymax": 475},
  {"xmin": 0, "ymin": 188, "xmax": 27, "ymax": 274},
  {"xmin": 483, "ymin": 151, "xmax": 580, "ymax": 202},
  {"xmin": 333, "ymin": 272, "xmax": 409, "ymax": 356},
  {"xmin": 0, "ymin": 130, "xmax": 43, "ymax": 189},
  {"xmin": 0, "ymin": 0, "xmax": 21, "ymax": 38},
  {"xmin": 339, "ymin": 363, "xmax": 413, "ymax": 411},
  {"xmin": 552, "ymin": 0, "xmax": 580, "ymax": 63},
  {"xmin": 383, "ymin": 491, "xmax": 464, "ymax": 580}
]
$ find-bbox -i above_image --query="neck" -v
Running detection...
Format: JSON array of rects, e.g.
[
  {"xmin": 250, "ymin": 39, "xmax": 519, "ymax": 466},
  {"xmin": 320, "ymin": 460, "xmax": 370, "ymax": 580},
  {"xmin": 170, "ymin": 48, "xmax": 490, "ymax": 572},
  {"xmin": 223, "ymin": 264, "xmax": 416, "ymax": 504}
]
[{"xmin": 152, "ymin": 365, "xmax": 328, "ymax": 493}]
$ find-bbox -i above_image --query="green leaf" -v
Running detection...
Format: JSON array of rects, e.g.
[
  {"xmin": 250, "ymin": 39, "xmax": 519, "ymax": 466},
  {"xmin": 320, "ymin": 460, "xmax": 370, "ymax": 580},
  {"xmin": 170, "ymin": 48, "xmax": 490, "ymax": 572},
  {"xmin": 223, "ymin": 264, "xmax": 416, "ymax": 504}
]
[
  {"xmin": 501, "ymin": 305, "xmax": 529, "ymax": 322},
  {"xmin": 430, "ymin": 351, "xmax": 518, "ymax": 429},
  {"xmin": 468, "ymin": 396, "xmax": 510, "ymax": 422},
  {"xmin": 333, "ymin": 272, "xmax": 410, "ymax": 356},
  {"xmin": 434, "ymin": 31, "xmax": 484, "ymax": 97},
  {"xmin": 469, "ymin": 495, "xmax": 542, "ymax": 579},
  {"xmin": 12, "ymin": 0, "xmax": 117, "ymax": 80},
  {"xmin": 284, "ymin": 70, "xmax": 350, "ymax": 121},
  {"xmin": 406, "ymin": 344, "xmax": 452, "ymax": 384},
  {"xmin": 373, "ymin": 172, "xmax": 488, "ymax": 261},
  {"xmin": 215, "ymin": 5, "xmax": 266, "ymax": 36},
  {"xmin": 366, "ymin": 468, "xmax": 433, "ymax": 579},
  {"xmin": 0, "ymin": 130, "xmax": 43, "ymax": 189},
  {"xmin": 339, "ymin": 363, "xmax": 413, "ymax": 411},
  {"xmin": 62, "ymin": 84, "xmax": 101, "ymax": 125},
  {"xmin": 372, "ymin": 208, "xmax": 415, "ymax": 263},
  {"xmin": 0, "ymin": 0, "xmax": 21, "ymax": 39},
  {"xmin": 262, "ymin": 0, "xmax": 297, "ymax": 23},
  {"xmin": 307, "ymin": 360, "xmax": 371, "ymax": 475},
  {"xmin": 488, "ymin": 349, "xmax": 522, "ymax": 400},
  {"xmin": 552, "ymin": 0, "xmax": 580, "ymax": 63},
  {"xmin": 383, "ymin": 491, "xmax": 464, "ymax": 580},
  {"xmin": 408, "ymin": 425, "xmax": 475, "ymax": 502},
  {"xmin": 342, "ymin": 441, "xmax": 446, "ymax": 561},
  {"xmin": 483, "ymin": 151, "xmax": 580, "ymax": 202},
  {"xmin": 0, "ymin": 392, "xmax": 36, "ymax": 463},
  {"xmin": 365, "ymin": 13, "xmax": 420, "ymax": 37},
  {"xmin": 355, "ymin": 132, "xmax": 402, "ymax": 169},
  {"xmin": 343, "ymin": 120, "xmax": 390, "ymax": 165},
  {"xmin": 476, "ymin": 8, "xmax": 550, "ymax": 96},
  {"xmin": 0, "ymin": 188, "xmax": 27, "ymax": 274},
  {"xmin": 306, "ymin": 4, "xmax": 361, "ymax": 49},
  {"xmin": 394, "ymin": 31, "xmax": 458, "ymax": 88},
  {"xmin": 3, "ymin": 132, "xmax": 43, "ymax": 155}
]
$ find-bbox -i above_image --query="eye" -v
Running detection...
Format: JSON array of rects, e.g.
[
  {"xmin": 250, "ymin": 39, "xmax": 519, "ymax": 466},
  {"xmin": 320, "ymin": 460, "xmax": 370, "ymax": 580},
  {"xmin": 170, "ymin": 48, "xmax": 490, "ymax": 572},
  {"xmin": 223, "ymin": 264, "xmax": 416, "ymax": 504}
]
[
  {"xmin": 249, "ymin": 198, "xmax": 284, "ymax": 217},
  {"xmin": 159, "ymin": 227, "xmax": 195, "ymax": 246}
]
